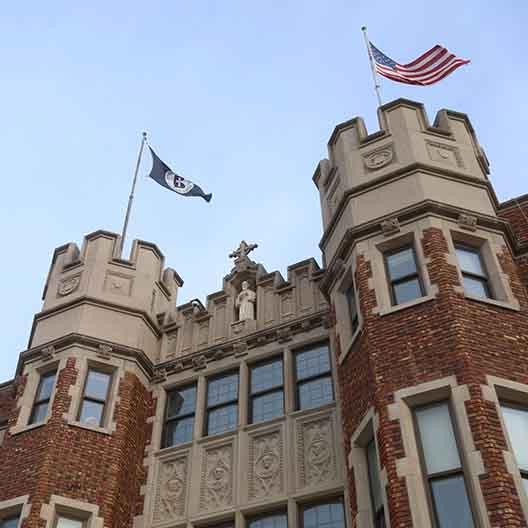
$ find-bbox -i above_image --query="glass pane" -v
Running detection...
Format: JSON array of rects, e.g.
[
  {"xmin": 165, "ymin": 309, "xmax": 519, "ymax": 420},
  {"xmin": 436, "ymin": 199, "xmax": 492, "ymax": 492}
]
[
  {"xmin": 207, "ymin": 374, "xmax": 239, "ymax": 406},
  {"xmin": 29, "ymin": 401, "xmax": 49, "ymax": 424},
  {"xmin": 303, "ymin": 501, "xmax": 345, "ymax": 528},
  {"xmin": 431, "ymin": 475, "xmax": 474, "ymax": 528},
  {"xmin": 251, "ymin": 360, "xmax": 283, "ymax": 394},
  {"xmin": 252, "ymin": 390, "xmax": 284, "ymax": 423},
  {"xmin": 207, "ymin": 404, "xmax": 238, "ymax": 435},
  {"xmin": 456, "ymin": 247, "xmax": 485, "ymax": 276},
  {"xmin": 501, "ymin": 405, "xmax": 528, "ymax": 470},
  {"xmin": 523, "ymin": 477, "xmax": 528, "ymax": 496},
  {"xmin": 367, "ymin": 439, "xmax": 384, "ymax": 514},
  {"xmin": 1, "ymin": 516, "xmax": 20, "ymax": 528},
  {"xmin": 415, "ymin": 403, "xmax": 461, "ymax": 475},
  {"xmin": 462, "ymin": 276, "xmax": 489, "ymax": 299},
  {"xmin": 79, "ymin": 400, "xmax": 104, "ymax": 426},
  {"xmin": 167, "ymin": 385, "xmax": 196, "ymax": 418},
  {"xmin": 84, "ymin": 370, "xmax": 111, "ymax": 401},
  {"xmin": 295, "ymin": 345, "xmax": 331, "ymax": 381},
  {"xmin": 298, "ymin": 376, "xmax": 334, "ymax": 410},
  {"xmin": 393, "ymin": 278, "xmax": 422, "ymax": 305},
  {"xmin": 164, "ymin": 416, "xmax": 194, "ymax": 447},
  {"xmin": 37, "ymin": 371, "xmax": 56, "ymax": 401},
  {"xmin": 56, "ymin": 518, "xmax": 83, "ymax": 528},
  {"xmin": 346, "ymin": 286, "xmax": 359, "ymax": 332},
  {"xmin": 386, "ymin": 247, "xmax": 417, "ymax": 281},
  {"xmin": 249, "ymin": 513, "xmax": 287, "ymax": 528}
]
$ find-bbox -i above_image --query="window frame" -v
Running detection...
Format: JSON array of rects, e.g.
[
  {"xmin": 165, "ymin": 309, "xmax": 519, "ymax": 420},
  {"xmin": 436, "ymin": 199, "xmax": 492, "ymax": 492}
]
[
  {"xmin": 248, "ymin": 356, "xmax": 285, "ymax": 424},
  {"xmin": 204, "ymin": 370, "xmax": 239, "ymax": 437},
  {"xmin": 294, "ymin": 343, "xmax": 335, "ymax": 411},
  {"xmin": 345, "ymin": 280, "xmax": 360, "ymax": 336},
  {"xmin": 54, "ymin": 514, "xmax": 86, "ymax": 528},
  {"xmin": 162, "ymin": 382, "xmax": 197, "ymax": 448},
  {"xmin": 0, "ymin": 515, "xmax": 21, "ymax": 528},
  {"xmin": 365, "ymin": 438, "xmax": 386, "ymax": 528},
  {"xmin": 247, "ymin": 509, "xmax": 288, "ymax": 528},
  {"xmin": 29, "ymin": 369, "xmax": 57, "ymax": 425},
  {"xmin": 298, "ymin": 497, "xmax": 346, "ymax": 528},
  {"xmin": 383, "ymin": 244, "xmax": 424, "ymax": 306},
  {"xmin": 499, "ymin": 400, "xmax": 528, "ymax": 487},
  {"xmin": 454, "ymin": 243, "xmax": 492, "ymax": 299},
  {"xmin": 77, "ymin": 367, "xmax": 113, "ymax": 428},
  {"xmin": 412, "ymin": 400, "xmax": 477, "ymax": 528}
]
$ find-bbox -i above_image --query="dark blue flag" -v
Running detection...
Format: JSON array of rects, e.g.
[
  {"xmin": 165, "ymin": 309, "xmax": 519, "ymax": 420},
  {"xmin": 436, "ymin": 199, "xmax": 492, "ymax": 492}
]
[{"xmin": 147, "ymin": 147, "xmax": 212, "ymax": 202}]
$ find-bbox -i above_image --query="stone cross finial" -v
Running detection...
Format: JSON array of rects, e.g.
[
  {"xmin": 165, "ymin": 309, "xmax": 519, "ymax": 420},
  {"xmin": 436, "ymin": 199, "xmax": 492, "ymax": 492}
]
[{"xmin": 229, "ymin": 240, "xmax": 258, "ymax": 261}]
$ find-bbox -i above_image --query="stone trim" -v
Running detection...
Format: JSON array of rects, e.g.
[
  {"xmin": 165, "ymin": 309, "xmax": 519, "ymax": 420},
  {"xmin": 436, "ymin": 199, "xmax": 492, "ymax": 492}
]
[
  {"xmin": 0, "ymin": 495, "xmax": 30, "ymax": 526},
  {"xmin": 482, "ymin": 375, "xmax": 528, "ymax": 522},
  {"xmin": 10, "ymin": 357, "xmax": 65, "ymax": 436},
  {"xmin": 347, "ymin": 408, "xmax": 390, "ymax": 528},
  {"xmin": 40, "ymin": 494, "xmax": 104, "ymax": 528},
  {"xmin": 387, "ymin": 376, "xmax": 490, "ymax": 528}
]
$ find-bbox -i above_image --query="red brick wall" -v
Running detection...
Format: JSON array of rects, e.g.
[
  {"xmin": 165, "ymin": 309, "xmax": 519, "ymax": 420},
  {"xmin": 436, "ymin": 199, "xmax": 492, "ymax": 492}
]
[{"xmin": 335, "ymin": 225, "xmax": 528, "ymax": 527}]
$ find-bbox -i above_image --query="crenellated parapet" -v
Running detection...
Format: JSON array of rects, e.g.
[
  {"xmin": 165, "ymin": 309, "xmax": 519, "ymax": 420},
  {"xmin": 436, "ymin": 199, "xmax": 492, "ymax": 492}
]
[
  {"xmin": 31, "ymin": 230, "xmax": 183, "ymax": 359},
  {"xmin": 313, "ymin": 98, "xmax": 497, "ymax": 265}
]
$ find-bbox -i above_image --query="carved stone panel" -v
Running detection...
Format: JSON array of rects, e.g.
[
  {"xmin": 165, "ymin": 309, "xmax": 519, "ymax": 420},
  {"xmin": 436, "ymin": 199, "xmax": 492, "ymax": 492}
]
[
  {"xmin": 57, "ymin": 273, "xmax": 81, "ymax": 297},
  {"xmin": 263, "ymin": 287, "xmax": 275, "ymax": 326},
  {"xmin": 181, "ymin": 315, "xmax": 194, "ymax": 354},
  {"xmin": 297, "ymin": 272, "xmax": 312, "ymax": 313},
  {"xmin": 297, "ymin": 416, "xmax": 337, "ymax": 489},
  {"xmin": 280, "ymin": 291, "xmax": 294, "ymax": 320},
  {"xmin": 198, "ymin": 320, "xmax": 210, "ymax": 347},
  {"xmin": 426, "ymin": 140, "xmax": 464, "ymax": 168},
  {"xmin": 153, "ymin": 454, "xmax": 189, "ymax": 525},
  {"xmin": 214, "ymin": 302, "xmax": 227, "ymax": 342},
  {"xmin": 200, "ymin": 444, "xmax": 233, "ymax": 511},
  {"xmin": 248, "ymin": 430, "xmax": 284, "ymax": 501},
  {"xmin": 104, "ymin": 271, "xmax": 133, "ymax": 297},
  {"xmin": 363, "ymin": 145, "xmax": 394, "ymax": 171}
]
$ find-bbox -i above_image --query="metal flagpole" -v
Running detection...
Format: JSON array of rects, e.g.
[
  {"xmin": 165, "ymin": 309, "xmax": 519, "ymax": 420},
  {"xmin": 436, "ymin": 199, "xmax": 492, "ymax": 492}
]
[
  {"xmin": 120, "ymin": 131, "xmax": 148, "ymax": 256},
  {"xmin": 361, "ymin": 26, "xmax": 383, "ymax": 107}
]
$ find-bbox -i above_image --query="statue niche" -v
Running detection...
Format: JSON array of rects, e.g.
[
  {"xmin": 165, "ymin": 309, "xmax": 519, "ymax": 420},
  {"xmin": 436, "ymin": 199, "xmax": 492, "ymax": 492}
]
[{"xmin": 235, "ymin": 281, "xmax": 256, "ymax": 321}]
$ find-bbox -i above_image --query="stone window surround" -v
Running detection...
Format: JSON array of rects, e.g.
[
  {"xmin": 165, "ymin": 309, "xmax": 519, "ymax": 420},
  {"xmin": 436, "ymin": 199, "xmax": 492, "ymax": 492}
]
[
  {"xmin": 482, "ymin": 375, "xmax": 528, "ymax": 522},
  {"xmin": 10, "ymin": 357, "xmax": 64, "ymax": 436},
  {"xmin": 361, "ymin": 218, "xmax": 439, "ymax": 318},
  {"xmin": 40, "ymin": 495, "xmax": 104, "ymax": 528},
  {"xmin": 446, "ymin": 227, "xmax": 519, "ymax": 311},
  {"xmin": 387, "ymin": 376, "xmax": 490, "ymax": 528},
  {"xmin": 64, "ymin": 351, "xmax": 125, "ymax": 436},
  {"xmin": 347, "ymin": 407, "xmax": 390, "ymax": 528},
  {"xmin": 336, "ymin": 261, "xmax": 363, "ymax": 365},
  {"xmin": 0, "ymin": 495, "xmax": 30, "ymax": 527}
]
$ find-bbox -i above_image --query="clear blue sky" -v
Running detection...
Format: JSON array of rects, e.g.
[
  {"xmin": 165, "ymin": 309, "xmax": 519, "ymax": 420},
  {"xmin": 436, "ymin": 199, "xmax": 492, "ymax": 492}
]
[{"xmin": 1, "ymin": 1, "xmax": 526, "ymax": 382}]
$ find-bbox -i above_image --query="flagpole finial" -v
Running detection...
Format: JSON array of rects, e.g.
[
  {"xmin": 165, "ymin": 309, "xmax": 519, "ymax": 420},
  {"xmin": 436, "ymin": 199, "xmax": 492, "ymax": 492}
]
[
  {"xmin": 142, "ymin": 131, "xmax": 148, "ymax": 139},
  {"xmin": 361, "ymin": 26, "xmax": 367, "ymax": 31}
]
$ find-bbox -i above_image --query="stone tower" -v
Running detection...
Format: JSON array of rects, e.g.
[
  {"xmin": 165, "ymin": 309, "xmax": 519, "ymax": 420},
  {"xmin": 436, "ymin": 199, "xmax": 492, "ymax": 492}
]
[{"xmin": 313, "ymin": 98, "xmax": 528, "ymax": 527}]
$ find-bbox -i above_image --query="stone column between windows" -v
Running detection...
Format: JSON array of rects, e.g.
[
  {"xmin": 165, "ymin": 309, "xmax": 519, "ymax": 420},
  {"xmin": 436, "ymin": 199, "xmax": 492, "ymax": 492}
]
[
  {"xmin": 194, "ymin": 375, "xmax": 207, "ymax": 440},
  {"xmin": 387, "ymin": 376, "xmax": 490, "ymax": 528},
  {"xmin": 283, "ymin": 347, "xmax": 295, "ymax": 414},
  {"xmin": 239, "ymin": 360, "xmax": 249, "ymax": 426}
]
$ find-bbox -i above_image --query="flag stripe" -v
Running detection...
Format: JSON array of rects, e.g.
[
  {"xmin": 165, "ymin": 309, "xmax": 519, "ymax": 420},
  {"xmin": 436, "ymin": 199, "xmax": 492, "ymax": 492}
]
[{"xmin": 369, "ymin": 41, "xmax": 469, "ymax": 86}]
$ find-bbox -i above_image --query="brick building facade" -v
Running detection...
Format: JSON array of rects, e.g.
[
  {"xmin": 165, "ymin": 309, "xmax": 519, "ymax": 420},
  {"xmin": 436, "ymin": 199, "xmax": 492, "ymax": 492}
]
[{"xmin": 1, "ymin": 98, "xmax": 528, "ymax": 528}]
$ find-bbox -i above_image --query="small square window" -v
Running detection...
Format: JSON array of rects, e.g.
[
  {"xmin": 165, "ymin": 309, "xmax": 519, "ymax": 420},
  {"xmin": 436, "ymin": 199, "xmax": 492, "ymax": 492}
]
[
  {"xmin": 29, "ymin": 370, "xmax": 57, "ymax": 425},
  {"xmin": 295, "ymin": 344, "xmax": 334, "ymax": 411},
  {"xmin": 384, "ymin": 246, "xmax": 424, "ymax": 306}
]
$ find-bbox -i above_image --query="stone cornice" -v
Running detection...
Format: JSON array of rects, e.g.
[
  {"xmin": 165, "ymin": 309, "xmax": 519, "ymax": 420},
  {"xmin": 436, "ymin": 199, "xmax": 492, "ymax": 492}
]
[{"xmin": 319, "ymin": 162, "xmax": 500, "ymax": 251}]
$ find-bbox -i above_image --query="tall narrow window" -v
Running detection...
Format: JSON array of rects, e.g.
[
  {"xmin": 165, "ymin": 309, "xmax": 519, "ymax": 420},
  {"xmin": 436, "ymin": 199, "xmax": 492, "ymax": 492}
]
[
  {"xmin": 455, "ymin": 245, "xmax": 491, "ymax": 299},
  {"xmin": 206, "ymin": 372, "xmax": 239, "ymax": 436},
  {"xmin": 301, "ymin": 499, "xmax": 345, "ymax": 528},
  {"xmin": 248, "ymin": 511, "xmax": 287, "ymax": 528},
  {"xmin": 56, "ymin": 517, "xmax": 84, "ymax": 528},
  {"xmin": 366, "ymin": 439, "xmax": 386, "ymax": 528},
  {"xmin": 414, "ymin": 402, "xmax": 475, "ymax": 528},
  {"xmin": 78, "ymin": 368, "xmax": 112, "ymax": 427},
  {"xmin": 163, "ymin": 384, "xmax": 197, "ymax": 447},
  {"xmin": 295, "ymin": 344, "xmax": 334, "ymax": 410},
  {"xmin": 345, "ymin": 281, "xmax": 360, "ymax": 335},
  {"xmin": 0, "ymin": 420, "xmax": 7, "ymax": 446},
  {"xmin": 250, "ymin": 358, "xmax": 284, "ymax": 424},
  {"xmin": 29, "ymin": 370, "xmax": 57, "ymax": 425},
  {"xmin": 384, "ymin": 246, "xmax": 424, "ymax": 305},
  {"xmin": 500, "ymin": 403, "xmax": 528, "ymax": 495},
  {"xmin": 0, "ymin": 516, "xmax": 20, "ymax": 528}
]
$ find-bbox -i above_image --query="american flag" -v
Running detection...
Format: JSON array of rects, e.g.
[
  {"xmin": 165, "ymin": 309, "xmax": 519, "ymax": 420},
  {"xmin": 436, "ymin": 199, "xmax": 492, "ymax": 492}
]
[{"xmin": 369, "ymin": 42, "xmax": 470, "ymax": 86}]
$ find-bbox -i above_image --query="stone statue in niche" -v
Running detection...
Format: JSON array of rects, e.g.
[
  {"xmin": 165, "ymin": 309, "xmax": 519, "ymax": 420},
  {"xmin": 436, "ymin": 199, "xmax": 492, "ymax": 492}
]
[{"xmin": 235, "ymin": 281, "xmax": 256, "ymax": 321}]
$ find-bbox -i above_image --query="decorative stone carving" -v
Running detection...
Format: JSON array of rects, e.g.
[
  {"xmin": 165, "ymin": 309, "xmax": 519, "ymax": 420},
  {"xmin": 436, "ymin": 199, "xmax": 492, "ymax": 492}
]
[
  {"xmin": 97, "ymin": 344, "xmax": 112, "ymax": 360},
  {"xmin": 458, "ymin": 213, "xmax": 478, "ymax": 231},
  {"xmin": 103, "ymin": 271, "xmax": 133, "ymax": 297},
  {"xmin": 200, "ymin": 445, "xmax": 233, "ymax": 510},
  {"xmin": 426, "ymin": 140, "xmax": 465, "ymax": 168},
  {"xmin": 151, "ymin": 368, "xmax": 167, "ymax": 384},
  {"xmin": 57, "ymin": 275, "xmax": 81, "ymax": 296},
  {"xmin": 229, "ymin": 240, "xmax": 258, "ymax": 261},
  {"xmin": 40, "ymin": 346, "xmax": 55, "ymax": 361},
  {"xmin": 381, "ymin": 217, "xmax": 400, "ymax": 236},
  {"xmin": 249, "ymin": 432, "xmax": 283, "ymax": 500},
  {"xmin": 298, "ymin": 417, "xmax": 336, "ymax": 488},
  {"xmin": 277, "ymin": 327, "xmax": 293, "ymax": 343},
  {"xmin": 233, "ymin": 341, "xmax": 248, "ymax": 357},
  {"xmin": 153, "ymin": 455, "xmax": 188, "ymax": 524},
  {"xmin": 235, "ymin": 281, "xmax": 256, "ymax": 321},
  {"xmin": 192, "ymin": 355, "xmax": 207, "ymax": 371},
  {"xmin": 165, "ymin": 361, "xmax": 184, "ymax": 375},
  {"xmin": 363, "ymin": 146, "xmax": 394, "ymax": 170},
  {"xmin": 280, "ymin": 291, "xmax": 294, "ymax": 318}
]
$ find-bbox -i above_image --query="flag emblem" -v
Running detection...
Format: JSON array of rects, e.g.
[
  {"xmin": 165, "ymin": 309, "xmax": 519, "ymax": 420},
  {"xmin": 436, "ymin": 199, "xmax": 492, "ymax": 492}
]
[
  {"xmin": 369, "ymin": 41, "xmax": 470, "ymax": 86},
  {"xmin": 164, "ymin": 170, "xmax": 194, "ymax": 194}
]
